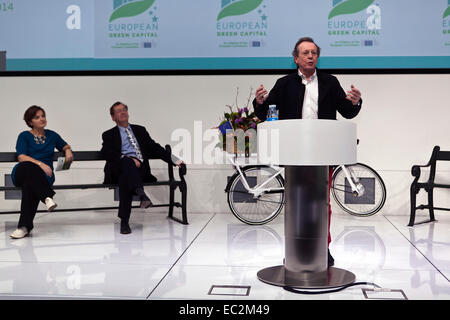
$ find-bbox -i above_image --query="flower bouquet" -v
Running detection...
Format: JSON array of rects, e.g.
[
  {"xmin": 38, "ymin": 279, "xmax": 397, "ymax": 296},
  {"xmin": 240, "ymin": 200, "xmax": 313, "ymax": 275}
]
[{"xmin": 216, "ymin": 88, "xmax": 261, "ymax": 156}]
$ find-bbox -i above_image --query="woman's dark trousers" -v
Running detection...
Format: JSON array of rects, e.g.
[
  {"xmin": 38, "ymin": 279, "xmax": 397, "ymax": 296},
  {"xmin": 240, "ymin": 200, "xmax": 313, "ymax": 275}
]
[{"xmin": 13, "ymin": 162, "xmax": 55, "ymax": 231}]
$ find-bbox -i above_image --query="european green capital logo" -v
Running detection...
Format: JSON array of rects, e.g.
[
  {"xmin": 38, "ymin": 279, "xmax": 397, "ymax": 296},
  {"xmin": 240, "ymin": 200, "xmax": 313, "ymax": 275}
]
[
  {"xmin": 217, "ymin": 0, "xmax": 263, "ymax": 21},
  {"xmin": 328, "ymin": 0, "xmax": 375, "ymax": 19},
  {"xmin": 109, "ymin": 0, "xmax": 155, "ymax": 22},
  {"xmin": 444, "ymin": 0, "xmax": 450, "ymax": 19}
]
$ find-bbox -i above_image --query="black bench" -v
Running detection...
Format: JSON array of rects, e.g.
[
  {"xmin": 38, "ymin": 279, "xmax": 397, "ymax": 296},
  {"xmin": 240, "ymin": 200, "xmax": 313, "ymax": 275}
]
[
  {"xmin": 0, "ymin": 145, "xmax": 188, "ymax": 225},
  {"xmin": 409, "ymin": 145, "xmax": 450, "ymax": 226}
]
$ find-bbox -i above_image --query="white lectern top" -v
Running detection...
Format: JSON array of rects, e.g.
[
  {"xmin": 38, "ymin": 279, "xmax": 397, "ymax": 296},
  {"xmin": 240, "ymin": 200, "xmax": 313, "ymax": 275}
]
[{"xmin": 257, "ymin": 119, "xmax": 357, "ymax": 166}]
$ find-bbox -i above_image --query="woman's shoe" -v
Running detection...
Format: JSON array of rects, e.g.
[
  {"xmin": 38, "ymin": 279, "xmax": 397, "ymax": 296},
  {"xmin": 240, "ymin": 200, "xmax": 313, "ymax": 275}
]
[
  {"xmin": 45, "ymin": 197, "xmax": 57, "ymax": 211},
  {"xmin": 10, "ymin": 227, "xmax": 29, "ymax": 239}
]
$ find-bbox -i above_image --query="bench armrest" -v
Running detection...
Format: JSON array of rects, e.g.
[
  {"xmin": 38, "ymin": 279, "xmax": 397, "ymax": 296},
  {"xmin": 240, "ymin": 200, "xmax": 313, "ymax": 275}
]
[
  {"xmin": 411, "ymin": 165, "xmax": 422, "ymax": 178},
  {"xmin": 411, "ymin": 146, "xmax": 441, "ymax": 180},
  {"xmin": 178, "ymin": 163, "xmax": 187, "ymax": 184},
  {"xmin": 165, "ymin": 144, "xmax": 187, "ymax": 183},
  {"xmin": 411, "ymin": 163, "xmax": 433, "ymax": 185}
]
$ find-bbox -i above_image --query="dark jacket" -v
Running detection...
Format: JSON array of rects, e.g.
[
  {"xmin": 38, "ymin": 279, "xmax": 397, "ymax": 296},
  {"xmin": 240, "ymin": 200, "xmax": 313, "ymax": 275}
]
[
  {"xmin": 101, "ymin": 124, "xmax": 173, "ymax": 184},
  {"xmin": 253, "ymin": 70, "xmax": 362, "ymax": 121}
]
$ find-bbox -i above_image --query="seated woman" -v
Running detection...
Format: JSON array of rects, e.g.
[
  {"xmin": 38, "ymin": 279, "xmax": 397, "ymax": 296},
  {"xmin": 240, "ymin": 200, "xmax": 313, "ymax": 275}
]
[{"xmin": 10, "ymin": 105, "xmax": 73, "ymax": 239}]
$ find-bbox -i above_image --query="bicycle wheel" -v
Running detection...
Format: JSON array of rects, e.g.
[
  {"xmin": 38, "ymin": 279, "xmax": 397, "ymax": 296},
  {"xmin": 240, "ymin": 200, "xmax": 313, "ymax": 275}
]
[
  {"xmin": 227, "ymin": 166, "xmax": 285, "ymax": 225},
  {"xmin": 331, "ymin": 163, "xmax": 386, "ymax": 217}
]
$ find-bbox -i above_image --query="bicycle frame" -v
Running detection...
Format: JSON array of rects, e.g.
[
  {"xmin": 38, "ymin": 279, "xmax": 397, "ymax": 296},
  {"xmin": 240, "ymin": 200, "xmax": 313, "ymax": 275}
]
[
  {"xmin": 338, "ymin": 164, "xmax": 365, "ymax": 196},
  {"xmin": 226, "ymin": 153, "xmax": 284, "ymax": 197},
  {"xmin": 227, "ymin": 152, "xmax": 365, "ymax": 197}
]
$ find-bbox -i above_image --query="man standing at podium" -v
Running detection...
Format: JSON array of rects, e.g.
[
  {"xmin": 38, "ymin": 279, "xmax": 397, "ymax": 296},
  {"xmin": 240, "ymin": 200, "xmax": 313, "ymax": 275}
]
[{"xmin": 253, "ymin": 37, "xmax": 362, "ymax": 267}]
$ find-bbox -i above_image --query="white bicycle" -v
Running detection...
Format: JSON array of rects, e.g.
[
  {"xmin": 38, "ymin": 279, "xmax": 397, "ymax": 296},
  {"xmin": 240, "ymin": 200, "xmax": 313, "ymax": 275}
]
[{"xmin": 225, "ymin": 153, "xmax": 386, "ymax": 225}]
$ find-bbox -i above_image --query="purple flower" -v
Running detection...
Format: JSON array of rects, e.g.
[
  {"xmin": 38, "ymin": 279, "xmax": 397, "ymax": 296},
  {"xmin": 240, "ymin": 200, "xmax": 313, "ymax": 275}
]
[
  {"xmin": 237, "ymin": 108, "xmax": 243, "ymax": 114},
  {"xmin": 243, "ymin": 107, "xmax": 249, "ymax": 113},
  {"xmin": 235, "ymin": 118, "xmax": 242, "ymax": 124},
  {"xmin": 251, "ymin": 122, "xmax": 256, "ymax": 129}
]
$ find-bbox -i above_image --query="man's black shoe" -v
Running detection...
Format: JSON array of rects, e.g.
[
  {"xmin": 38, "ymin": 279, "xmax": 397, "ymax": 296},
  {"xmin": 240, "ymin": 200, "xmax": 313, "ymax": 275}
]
[
  {"xmin": 140, "ymin": 195, "xmax": 153, "ymax": 209},
  {"xmin": 120, "ymin": 221, "xmax": 132, "ymax": 234},
  {"xmin": 135, "ymin": 188, "xmax": 153, "ymax": 209},
  {"xmin": 328, "ymin": 249, "xmax": 335, "ymax": 267}
]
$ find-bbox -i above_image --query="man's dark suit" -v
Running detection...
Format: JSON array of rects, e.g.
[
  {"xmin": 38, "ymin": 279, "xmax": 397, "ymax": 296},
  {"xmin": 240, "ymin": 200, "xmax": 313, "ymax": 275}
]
[
  {"xmin": 253, "ymin": 70, "xmax": 361, "ymax": 121},
  {"xmin": 101, "ymin": 124, "xmax": 173, "ymax": 221}
]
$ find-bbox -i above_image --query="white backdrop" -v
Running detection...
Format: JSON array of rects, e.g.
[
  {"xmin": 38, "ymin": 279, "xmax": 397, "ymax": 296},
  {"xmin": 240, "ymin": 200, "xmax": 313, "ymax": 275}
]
[{"xmin": 1, "ymin": 73, "xmax": 449, "ymax": 220}]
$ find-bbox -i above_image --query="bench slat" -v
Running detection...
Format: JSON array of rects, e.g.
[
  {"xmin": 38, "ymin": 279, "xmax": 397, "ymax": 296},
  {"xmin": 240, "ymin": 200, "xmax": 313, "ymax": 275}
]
[
  {"xmin": 0, "ymin": 151, "xmax": 104, "ymax": 162},
  {"xmin": 0, "ymin": 152, "xmax": 17, "ymax": 162},
  {"xmin": 416, "ymin": 183, "xmax": 450, "ymax": 188},
  {"xmin": 436, "ymin": 151, "xmax": 450, "ymax": 161},
  {"xmin": 0, "ymin": 181, "xmax": 182, "ymax": 191}
]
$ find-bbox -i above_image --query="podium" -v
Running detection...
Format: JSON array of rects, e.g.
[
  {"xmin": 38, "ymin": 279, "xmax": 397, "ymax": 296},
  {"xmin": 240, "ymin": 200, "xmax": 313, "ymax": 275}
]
[{"xmin": 256, "ymin": 119, "xmax": 357, "ymax": 289}]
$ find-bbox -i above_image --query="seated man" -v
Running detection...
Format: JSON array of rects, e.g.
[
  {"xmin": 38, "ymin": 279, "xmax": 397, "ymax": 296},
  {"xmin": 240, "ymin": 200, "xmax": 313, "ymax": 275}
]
[{"xmin": 101, "ymin": 101, "xmax": 183, "ymax": 234}]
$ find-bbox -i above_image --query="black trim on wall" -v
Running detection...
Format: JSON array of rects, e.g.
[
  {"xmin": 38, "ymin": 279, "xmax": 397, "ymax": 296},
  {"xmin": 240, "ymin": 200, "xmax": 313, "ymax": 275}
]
[{"xmin": 0, "ymin": 68, "xmax": 449, "ymax": 77}]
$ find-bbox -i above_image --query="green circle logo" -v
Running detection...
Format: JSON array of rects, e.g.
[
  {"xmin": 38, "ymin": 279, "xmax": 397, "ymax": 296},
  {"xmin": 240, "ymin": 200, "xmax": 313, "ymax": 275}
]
[
  {"xmin": 217, "ymin": 0, "xmax": 264, "ymax": 21},
  {"xmin": 328, "ymin": 0, "xmax": 375, "ymax": 19},
  {"xmin": 109, "ymin": 0, "xmax": 156, "ymax": 22}
]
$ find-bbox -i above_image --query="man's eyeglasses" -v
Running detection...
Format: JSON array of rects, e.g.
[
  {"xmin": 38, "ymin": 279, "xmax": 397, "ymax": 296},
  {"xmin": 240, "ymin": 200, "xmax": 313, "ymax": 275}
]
[{"xmin": 301, "ymin": 51, "xmax": 318, "ymax": 57}]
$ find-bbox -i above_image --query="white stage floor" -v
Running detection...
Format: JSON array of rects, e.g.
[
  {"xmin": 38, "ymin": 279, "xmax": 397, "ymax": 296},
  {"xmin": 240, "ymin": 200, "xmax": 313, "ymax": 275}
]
[{"xmin": 0, "ymin": 209, "xmax": 449, "ymax": 300}]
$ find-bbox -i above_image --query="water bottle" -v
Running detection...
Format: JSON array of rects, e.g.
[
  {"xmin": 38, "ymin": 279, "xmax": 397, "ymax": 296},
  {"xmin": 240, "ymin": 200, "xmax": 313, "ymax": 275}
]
[
  {"xmin": 267, "ymin": 105, "xmax": 278, "ymax": 121},
  {"xmin": 273, "ymin": 106, "xmax": 279, "ymax": 120}
]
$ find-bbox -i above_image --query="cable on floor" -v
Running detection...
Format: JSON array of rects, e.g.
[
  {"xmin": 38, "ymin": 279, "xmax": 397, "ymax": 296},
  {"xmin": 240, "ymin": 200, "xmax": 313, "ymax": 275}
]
[{"xmin": 283, "ymin": 282, "xmax": 381, "ymax": 295}]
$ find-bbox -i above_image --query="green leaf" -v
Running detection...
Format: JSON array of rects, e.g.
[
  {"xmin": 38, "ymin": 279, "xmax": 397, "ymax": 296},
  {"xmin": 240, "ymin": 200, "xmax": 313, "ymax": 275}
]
[
  {"xmin": 217, "ymin": 0, "xmax": 263, "ymax": 21},
  {"xmin": 109, "ymin": 0, "xmax": 155, "ymax": 22},
  {"xmin": 328, "ymin": 0, "xmax": 374, "ymax": 20},
  {"xmin": 444, "ymin": 6, "xmax": 450, "ymax": 19}
]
